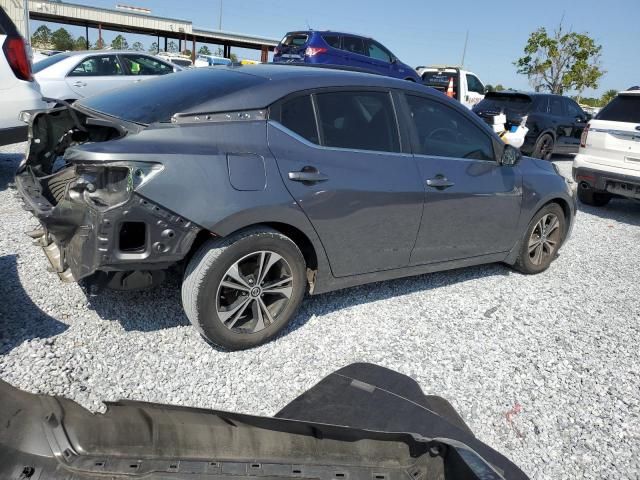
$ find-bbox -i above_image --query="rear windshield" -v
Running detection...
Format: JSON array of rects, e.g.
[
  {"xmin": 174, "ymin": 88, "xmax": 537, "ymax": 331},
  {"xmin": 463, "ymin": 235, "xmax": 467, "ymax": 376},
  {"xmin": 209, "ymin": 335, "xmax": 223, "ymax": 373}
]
[
  {"xmin": 170, "ymin": 58, "xmax": 192, "ymax": 67},
  {"xmin": 77, "ymin": 68, "xmax": 266, "ymax": 124},
  {"xmin": 475, "ymin": 93, "xmax": 533, "ymax": 114},
  {"xmin": 33, "ymin": 53, "xmax": 70, "ymax": 73},
  {"xmin": 597, "ymin": 95, "xmax": 640, "ymax": 123},
  {"xmin": 280, "ymin": 34, "xmax": 308, "ymax": 47}
]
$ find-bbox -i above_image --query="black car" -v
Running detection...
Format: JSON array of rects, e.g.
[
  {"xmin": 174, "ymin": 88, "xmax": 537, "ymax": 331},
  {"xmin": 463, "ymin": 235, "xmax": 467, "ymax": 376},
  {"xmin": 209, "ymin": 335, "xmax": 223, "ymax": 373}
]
[
  {"xmin": 16, "ymin": 65, "xmax": 576, "ymax": 350},
  {"xmin": 473, "ymin": 91, "xmax": 589, "ymax": 160}
]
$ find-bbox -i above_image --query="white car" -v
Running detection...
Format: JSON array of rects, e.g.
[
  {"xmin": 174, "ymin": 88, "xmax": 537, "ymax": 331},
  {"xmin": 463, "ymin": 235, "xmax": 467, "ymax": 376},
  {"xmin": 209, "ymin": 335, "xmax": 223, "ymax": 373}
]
[
  {"xmin": 573, "ymin": 87, "xmax": 640, "ymax": 206},
  {"xmin": 33, "ymin": 51, "xmax": 180, "ymax": 104},
  {"xmin": 415, "ymin": 65, "xmax": 485, "ymax": 109},
  {"xmin": 0, "ymin": 7, "xmax": 47, "ymax": 145},
  {"xmin": 194, "ymin": 54, "xmax": 232, "ymax": 67}
]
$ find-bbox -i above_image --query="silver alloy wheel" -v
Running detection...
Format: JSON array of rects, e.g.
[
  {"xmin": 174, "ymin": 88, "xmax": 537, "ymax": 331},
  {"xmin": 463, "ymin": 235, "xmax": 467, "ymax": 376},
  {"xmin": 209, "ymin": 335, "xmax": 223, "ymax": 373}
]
[
  {"xmin": 216, "ymin": 251, "xmax": 293, "ymax": 333},
  {"xmin": 528, "ymin": 213, "xmax": 561, "ymax": 266}
]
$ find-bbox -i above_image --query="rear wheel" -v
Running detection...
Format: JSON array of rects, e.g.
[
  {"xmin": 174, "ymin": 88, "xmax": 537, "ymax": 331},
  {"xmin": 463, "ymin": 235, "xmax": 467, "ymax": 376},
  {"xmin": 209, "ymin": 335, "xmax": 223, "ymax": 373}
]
[
  {"xmin": 513, "ymin": 203, "xmax": 566, "ymax": 274},
  {"xmin": 577, "ymin": 185, "xmax": 611, "ymax": 207},
  {"xmin": 182, "ymin": 228, "xmax": 306, "ymax": 350},
  {"xmin": 532, "ymin": 133, "xmax": 554, "ymax": 160}
]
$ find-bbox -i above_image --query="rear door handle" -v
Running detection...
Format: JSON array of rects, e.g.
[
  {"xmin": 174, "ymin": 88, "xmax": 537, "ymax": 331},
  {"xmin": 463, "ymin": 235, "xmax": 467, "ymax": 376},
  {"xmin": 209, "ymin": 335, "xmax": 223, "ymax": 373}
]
[
  {"xmin": 73, "ymin": 81, "xmax": 87, "ymax": 87},
  {"xmin": 288, "ymin": 167, "xmax": 329, "ymax": 184},
  {"xmin": 426, "ymin": 176, "xmax": 454, "ymax": 190}
]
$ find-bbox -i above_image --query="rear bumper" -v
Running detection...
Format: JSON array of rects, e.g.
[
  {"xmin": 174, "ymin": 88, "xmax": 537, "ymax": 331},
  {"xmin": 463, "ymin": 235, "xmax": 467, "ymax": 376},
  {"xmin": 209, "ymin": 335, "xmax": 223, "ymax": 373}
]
[
  {"xmin": 15, "ymin": 167, "xmax": 200, "ymax": 283},
  {"xmin": 572, "ymin": 165, "xmax": 640, "ymax": 199}
]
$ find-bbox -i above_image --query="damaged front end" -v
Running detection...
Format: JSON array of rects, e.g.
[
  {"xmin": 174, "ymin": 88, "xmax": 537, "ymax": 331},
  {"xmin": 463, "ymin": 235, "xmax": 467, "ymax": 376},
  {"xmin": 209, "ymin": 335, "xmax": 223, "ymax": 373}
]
[{"xmin": 15, "ymin": 106, "xmax": 200, "ymax": 290}]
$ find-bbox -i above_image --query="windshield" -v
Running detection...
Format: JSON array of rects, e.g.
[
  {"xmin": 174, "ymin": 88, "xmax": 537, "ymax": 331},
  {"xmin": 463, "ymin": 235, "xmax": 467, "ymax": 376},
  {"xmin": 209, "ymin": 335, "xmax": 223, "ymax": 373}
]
[
  {"xmin": 597, "ymin": 95, "xmax": 640, "ymax": 123},
  {"xmin": 32, "ymin": 52, "xmax": 70, "ymax": 73},
  {"xmin": 475, "ymin": 93, "xmax": 533, "ymax": 115},
  {"xmin": 281, "ymin": 33, "xmax": 309, "ymax": 47},
  {"xmin": 78, "ymin": 68, "xmax": 267, "ymax": 124},
  {"xmin": 171, "ymin": 58, "xmax": 192, "ymax": 67}
]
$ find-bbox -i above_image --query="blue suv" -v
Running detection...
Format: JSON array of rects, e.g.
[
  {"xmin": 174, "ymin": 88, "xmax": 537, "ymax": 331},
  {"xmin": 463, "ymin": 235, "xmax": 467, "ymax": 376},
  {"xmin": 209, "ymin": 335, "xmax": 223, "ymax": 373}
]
[{"xmin": 273, "ymin": 31, "xmax": 420, "ymax": 81}]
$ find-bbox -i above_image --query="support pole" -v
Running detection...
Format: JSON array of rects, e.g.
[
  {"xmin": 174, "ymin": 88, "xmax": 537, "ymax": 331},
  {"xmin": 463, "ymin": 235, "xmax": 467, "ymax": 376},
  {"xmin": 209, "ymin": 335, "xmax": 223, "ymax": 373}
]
[
  {"xmin": 164, "ymin": 36, "xmax": 167, "ymax": 52},
  {"xmin": 157, "ymin": 33, "xmax": 160, "ymax": 53},
  {"xmin": 192, "ymin": 35, "xmax": 196, "ymax": 62},
  {"xmin": 260, "ymin": 45, "xmax": 268, "ymax": 63},
  {"xmin": 98, "ymin": 23, "xmax": 102, "ymax": 49},
  {"xmin": 85, "ymin": 24, "xmax": 89, "ymax": 49}
]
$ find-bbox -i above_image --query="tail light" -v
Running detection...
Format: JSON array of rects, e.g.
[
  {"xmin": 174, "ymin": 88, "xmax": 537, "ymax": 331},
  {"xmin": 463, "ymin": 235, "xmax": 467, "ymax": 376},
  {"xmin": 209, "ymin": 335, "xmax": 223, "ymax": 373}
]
[
  {"xmin": 580, "ymin": 123, "xmax": 590, "ymax": 148},
  {"xmin": 2, "ymin": 36, "xmax": 32, "ymax": 81},
  {"xmin": 305, "ymin": 47, "xmax": 327, "ymax": 57}
]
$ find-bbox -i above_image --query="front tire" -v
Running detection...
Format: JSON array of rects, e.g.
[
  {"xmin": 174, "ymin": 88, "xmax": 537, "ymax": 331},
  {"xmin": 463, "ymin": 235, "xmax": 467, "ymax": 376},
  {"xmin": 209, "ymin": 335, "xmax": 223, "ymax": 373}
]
[
  {"xmin": 532, "ymin": 133, "xmax": 554, "ymax": 160},
  {"xmin": 182, "ymin": 228, "xmax": 306, "ymax": 350},
  {"xmin": 577, "ymin": 185, "xmax": 611, "ymax": 206},
  {"xmin": 513, "ymin": 203, "xmax": 566, "ymax": 274}
]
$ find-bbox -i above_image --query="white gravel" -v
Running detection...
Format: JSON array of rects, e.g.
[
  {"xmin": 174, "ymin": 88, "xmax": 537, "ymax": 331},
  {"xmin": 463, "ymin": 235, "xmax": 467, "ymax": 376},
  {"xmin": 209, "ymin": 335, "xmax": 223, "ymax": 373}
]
[{"xmin": 1, "ymin": 141, "xmax": 639, "ymax": 479}]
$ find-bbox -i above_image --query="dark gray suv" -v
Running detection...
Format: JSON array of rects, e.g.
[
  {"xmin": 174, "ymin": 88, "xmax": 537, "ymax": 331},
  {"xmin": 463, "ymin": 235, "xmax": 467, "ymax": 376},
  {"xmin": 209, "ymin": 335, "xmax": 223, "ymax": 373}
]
[{"xmin": 16, "ymin": 65, "xmax": 577, "ymax": 349}]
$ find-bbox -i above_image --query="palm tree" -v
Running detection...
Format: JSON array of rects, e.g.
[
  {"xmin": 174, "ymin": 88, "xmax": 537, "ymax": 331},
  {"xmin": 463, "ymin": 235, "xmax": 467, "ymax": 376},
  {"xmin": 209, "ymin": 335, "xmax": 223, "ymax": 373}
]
[{"xmin": 600, "ymin": 89, "xmax": 618, "ymax": 107}]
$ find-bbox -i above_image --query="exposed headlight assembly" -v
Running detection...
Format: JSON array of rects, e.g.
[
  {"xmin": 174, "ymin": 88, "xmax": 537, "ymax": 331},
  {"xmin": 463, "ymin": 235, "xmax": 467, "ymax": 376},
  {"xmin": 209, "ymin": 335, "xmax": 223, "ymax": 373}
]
[{"xmin": 72, "ymin": 162, "xmax": 163, "ymax": 210}]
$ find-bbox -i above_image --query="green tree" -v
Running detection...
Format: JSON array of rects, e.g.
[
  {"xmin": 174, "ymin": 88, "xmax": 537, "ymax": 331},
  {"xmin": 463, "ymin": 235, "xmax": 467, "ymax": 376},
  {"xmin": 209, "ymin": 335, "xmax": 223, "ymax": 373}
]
[
  {"xmin": 50, "ymin": 27, "xmax": 75, "ymax": 51},
  {"xmin": 131, "ymin": 41, "xmax": 144, "ymax": 51},
  {"xmin": 31, "ymin": 25, "xmax": 52, "ymax": 49},
  {"xmin": 148, "ymin": 42, "xmax": 159, "ymax": 53},
  {"xmin": 74, "ymin": 36, "xmax": 90, "ymax": 50},
  {"xmin": 600, "ymin": 89, "xmax": 617, "ymax": 106},
  {"xmin": 485, "ymin": 84, "xmax": 494, "ymax": 92},
  {"xmin": 495, "ymin": 84, "xmax": 505, "ymax": 91},
  {"xmin": 198, "ymin": 45, "xmax": 211, "ymax": 55},
  {"xmin": 94, "ymin": 37, "xmax": 106, "ymax": 50},
  {"xmin": 515, "ymin": 21, "xmax": 604, "ymax": 96},
  {"xmin": 167, "ymin": 40, "xmax": 178, "ymax": 53},
  {"xmin": 214, "ymin": 46, "xmax": 237, "ymax": 62},
  {"xmin": 111, "ymin": 34, "xmax": 129, "ymax": 50}
]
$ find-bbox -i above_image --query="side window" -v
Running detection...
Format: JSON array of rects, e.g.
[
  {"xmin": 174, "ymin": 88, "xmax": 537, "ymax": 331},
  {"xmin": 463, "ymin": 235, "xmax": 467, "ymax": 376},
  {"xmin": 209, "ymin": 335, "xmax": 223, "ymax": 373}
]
[
  {"xmin": 534, "ymin": 96, "xmax": 549, "ymax": 113},
  {"xmin": 68, "ymin": 55, "xmax": 122, "ymax": 76},
  {"xmin": 342, "ymin": 36, "xmax": 366, "ymax": 56},
  {"xmin": 120, "ymin": 55, "xmax": 173, "ymax": 75},
  {"xmin": 275, "ymin": 95, "xmax": 319, "ymax": 144},
  {"xmin": 565, "ymin": 99, "xmax": 583, "ymax": 118},
  {"xmin": 549, "ymin": 96, "xmax": 565, "ymax": 116},
  {"xmin": 322, "ymin": 35, "xmax": 341, "ymax": 49},
  {"xmin": 406, "ymin": 94, "xmax": 494, "ymax": 161},
  {"xmin": 366, "ymin": 40, "xmax": 392, "ymax": 62},
  {"xmin": 466, "ymin": 74, "xmax": 484, "ymax": 94},
  {"xmin": 315, "ymin": 91, "xmax": 400, "ymax": 153}
]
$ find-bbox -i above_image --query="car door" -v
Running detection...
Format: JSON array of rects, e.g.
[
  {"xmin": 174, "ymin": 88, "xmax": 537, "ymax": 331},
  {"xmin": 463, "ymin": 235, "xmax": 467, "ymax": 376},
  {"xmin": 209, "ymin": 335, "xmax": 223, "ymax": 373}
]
[
  {"xmin": 268, "ymin": 90, "xmax": 424, "ymax": 277},
  {"xmin": 548, "ymin": 95, "xmax": 572, "ymax": 152},
  {"xmin": 564, "ymin": 97, "xmax": 587, "ymax": 151},
  {"xmin": 65, "ymin": 54, "xmax": 128, "ymax": 98},
  {"xmin": 464, "ymin": 73, "xmax": 485, "ymax": 109},
  {"xmin": 119, "ymin": 54, "xmax": 174, "ymax": 85},
  {"xmin": 340, "ymin": 36, "xmax": 372, "ymax": 71},
  {"xmin": 401, "ymin": 93, "xmax": 522, "ymax": 265}
]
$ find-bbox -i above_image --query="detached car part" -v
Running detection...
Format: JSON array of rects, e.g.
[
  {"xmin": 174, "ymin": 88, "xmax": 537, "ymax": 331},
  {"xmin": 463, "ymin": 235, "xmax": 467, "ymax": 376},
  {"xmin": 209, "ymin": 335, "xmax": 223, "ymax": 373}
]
[{"xmin": 0, "ymin": 363, "xmax": 528, "ymax": 480}]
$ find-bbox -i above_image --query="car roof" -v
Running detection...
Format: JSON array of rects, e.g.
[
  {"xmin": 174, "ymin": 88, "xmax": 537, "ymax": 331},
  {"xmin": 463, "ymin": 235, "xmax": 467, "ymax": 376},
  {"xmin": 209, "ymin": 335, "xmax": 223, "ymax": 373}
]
[{"xmin": 284, "ymin": 30, "xmax": 374, "ymax": 40}]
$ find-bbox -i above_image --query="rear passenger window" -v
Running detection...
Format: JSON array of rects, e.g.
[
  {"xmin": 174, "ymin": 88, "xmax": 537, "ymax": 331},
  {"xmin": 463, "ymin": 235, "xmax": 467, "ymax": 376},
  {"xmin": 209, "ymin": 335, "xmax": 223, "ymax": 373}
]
[
  {"xmin": 322, "ymin": 35, "xmax": 341, "ymax": 49},
  {"xmin": 315, "ymin": 91, "xmax": 400, "ymax": 153},
  {"xmin": 276, "ymin": 95, "xmax": 319, "ymax": 144},
  {"xmin": 406, "ymin": 95, "xmax": 494, "ymax": 160},
  {"xmin": 342, "ymin": 36, "xmax": 366, "ymax": 55},
  {"xmin": 549, "ymin": 97, "xmax": 564, "ymax": 116}
]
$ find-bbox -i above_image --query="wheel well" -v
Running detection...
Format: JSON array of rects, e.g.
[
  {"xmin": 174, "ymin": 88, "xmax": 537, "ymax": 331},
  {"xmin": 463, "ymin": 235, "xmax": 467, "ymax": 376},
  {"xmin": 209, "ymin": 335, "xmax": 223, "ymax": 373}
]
[{"xmin": 544, "ymin": 198, "xmax": 572, "ymax": 232}]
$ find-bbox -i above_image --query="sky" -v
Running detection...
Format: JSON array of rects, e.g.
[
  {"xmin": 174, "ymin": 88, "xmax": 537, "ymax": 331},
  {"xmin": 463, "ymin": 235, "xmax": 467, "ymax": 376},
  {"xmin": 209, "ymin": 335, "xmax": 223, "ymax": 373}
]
[{"xmin": 30, "ymin": 0, "xmax": 639, "ymax": 97}]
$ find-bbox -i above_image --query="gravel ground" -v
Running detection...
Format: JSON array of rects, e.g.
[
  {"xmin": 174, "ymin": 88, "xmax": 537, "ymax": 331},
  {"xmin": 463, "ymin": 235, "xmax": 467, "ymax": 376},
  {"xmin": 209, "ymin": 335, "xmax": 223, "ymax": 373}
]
[{"xmin": 1, "ymin": 141, "xmax": 639, "ymax": 479}]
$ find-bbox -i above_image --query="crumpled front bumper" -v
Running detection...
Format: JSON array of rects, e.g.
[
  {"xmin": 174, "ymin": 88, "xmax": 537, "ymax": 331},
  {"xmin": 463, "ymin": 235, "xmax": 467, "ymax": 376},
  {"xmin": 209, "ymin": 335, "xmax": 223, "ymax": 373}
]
[{"xmin": 15, "ymin": 166, "xmax": 200, "ymax": 283}]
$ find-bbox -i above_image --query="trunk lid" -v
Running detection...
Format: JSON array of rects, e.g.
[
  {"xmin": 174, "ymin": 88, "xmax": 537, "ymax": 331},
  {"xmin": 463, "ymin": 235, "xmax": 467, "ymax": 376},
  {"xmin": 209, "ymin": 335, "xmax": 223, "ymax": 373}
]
[
  {"xmin": 582, "ymin": 94, "xmax": 640, "ymax": 171},
  {"xmin": 274, "ymin": 32, "xmax": 309, "ymax": 61}
]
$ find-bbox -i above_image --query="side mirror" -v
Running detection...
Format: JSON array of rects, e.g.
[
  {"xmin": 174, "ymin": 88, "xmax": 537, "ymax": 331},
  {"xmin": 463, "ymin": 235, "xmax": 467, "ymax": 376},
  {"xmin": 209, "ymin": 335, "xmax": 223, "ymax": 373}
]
[{"xmin": 500, "ymin": 145, "xmax": 521, "ymax": 166}]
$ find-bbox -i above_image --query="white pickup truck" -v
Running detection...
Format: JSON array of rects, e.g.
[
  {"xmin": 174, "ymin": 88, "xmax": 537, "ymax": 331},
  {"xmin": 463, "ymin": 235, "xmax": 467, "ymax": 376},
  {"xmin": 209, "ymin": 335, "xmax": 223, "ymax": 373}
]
[{"xmin": 415, "ymin": 65, "xmax": 486, "ymax": 109}]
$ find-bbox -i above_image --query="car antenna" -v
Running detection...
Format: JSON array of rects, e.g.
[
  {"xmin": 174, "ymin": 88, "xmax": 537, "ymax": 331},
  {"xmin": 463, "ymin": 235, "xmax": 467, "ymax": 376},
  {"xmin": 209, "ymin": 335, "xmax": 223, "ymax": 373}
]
[{"xmin": 460, "ymin": 30, "xmax": 469, "ymax": 68}]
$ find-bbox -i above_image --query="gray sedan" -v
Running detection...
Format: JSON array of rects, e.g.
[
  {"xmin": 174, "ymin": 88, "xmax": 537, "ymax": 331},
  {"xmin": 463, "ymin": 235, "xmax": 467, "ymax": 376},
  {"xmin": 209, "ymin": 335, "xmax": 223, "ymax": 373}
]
[
  {"xmin": 16, "ymin": 65, "xmax": 576, "ymax": 350},
  {"xmin": 32, "ymin": 50, "xmax": 180, "ymax": 103}
]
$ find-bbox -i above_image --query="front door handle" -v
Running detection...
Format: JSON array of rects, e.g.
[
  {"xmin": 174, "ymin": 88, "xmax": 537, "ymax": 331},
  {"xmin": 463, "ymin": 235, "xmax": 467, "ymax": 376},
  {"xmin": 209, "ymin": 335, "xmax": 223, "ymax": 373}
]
[
  {"xmin": 288, "ymin": 167, "xmax": 329, "ymax": 184},
  {"xmin": 426, "ymin": 175, "xmax": 454, "ymax": 190},
  {"xmin": 73, "ymin": 81, "xmax": 87, "ymax": 87}
]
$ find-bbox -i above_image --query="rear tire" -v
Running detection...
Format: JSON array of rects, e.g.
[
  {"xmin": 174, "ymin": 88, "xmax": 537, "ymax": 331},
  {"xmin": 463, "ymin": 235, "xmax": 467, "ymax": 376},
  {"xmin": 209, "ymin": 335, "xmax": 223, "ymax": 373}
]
[
  {"xmin": 532, "ymin": 133, "xmax": 554, "ymax": 160},
  {"xmin": 182, "ymin": 227, "xmax": 306, "ymax": 350},
  {"xmin": 577, "ymin": 185, "xmax": 611, "ymax": 207},
  {"xmin": 513, "ymin": 203, "xmax": 566, "ymax": 274}
]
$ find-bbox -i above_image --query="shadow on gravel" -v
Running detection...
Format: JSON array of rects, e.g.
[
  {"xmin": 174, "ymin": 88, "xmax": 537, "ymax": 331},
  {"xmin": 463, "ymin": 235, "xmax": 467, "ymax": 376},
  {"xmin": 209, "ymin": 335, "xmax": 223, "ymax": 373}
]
[
  {"xmin": 578, "ymin": 198, "xmax": 640, "ymax": 227},
  {"xmin": 0, "ymin": 149, "xmax": 22, "ymax": 192},
  {"xmin": 87, "ymin": 273, "xmax": 191, "ymax": 333},
  {"xmin": 0, "ymin": 255, "xmax": 69, "ymax": 354},
  {"xmin": 280, "ymin": 262, "xmax": 512, "ymax": 339}
]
